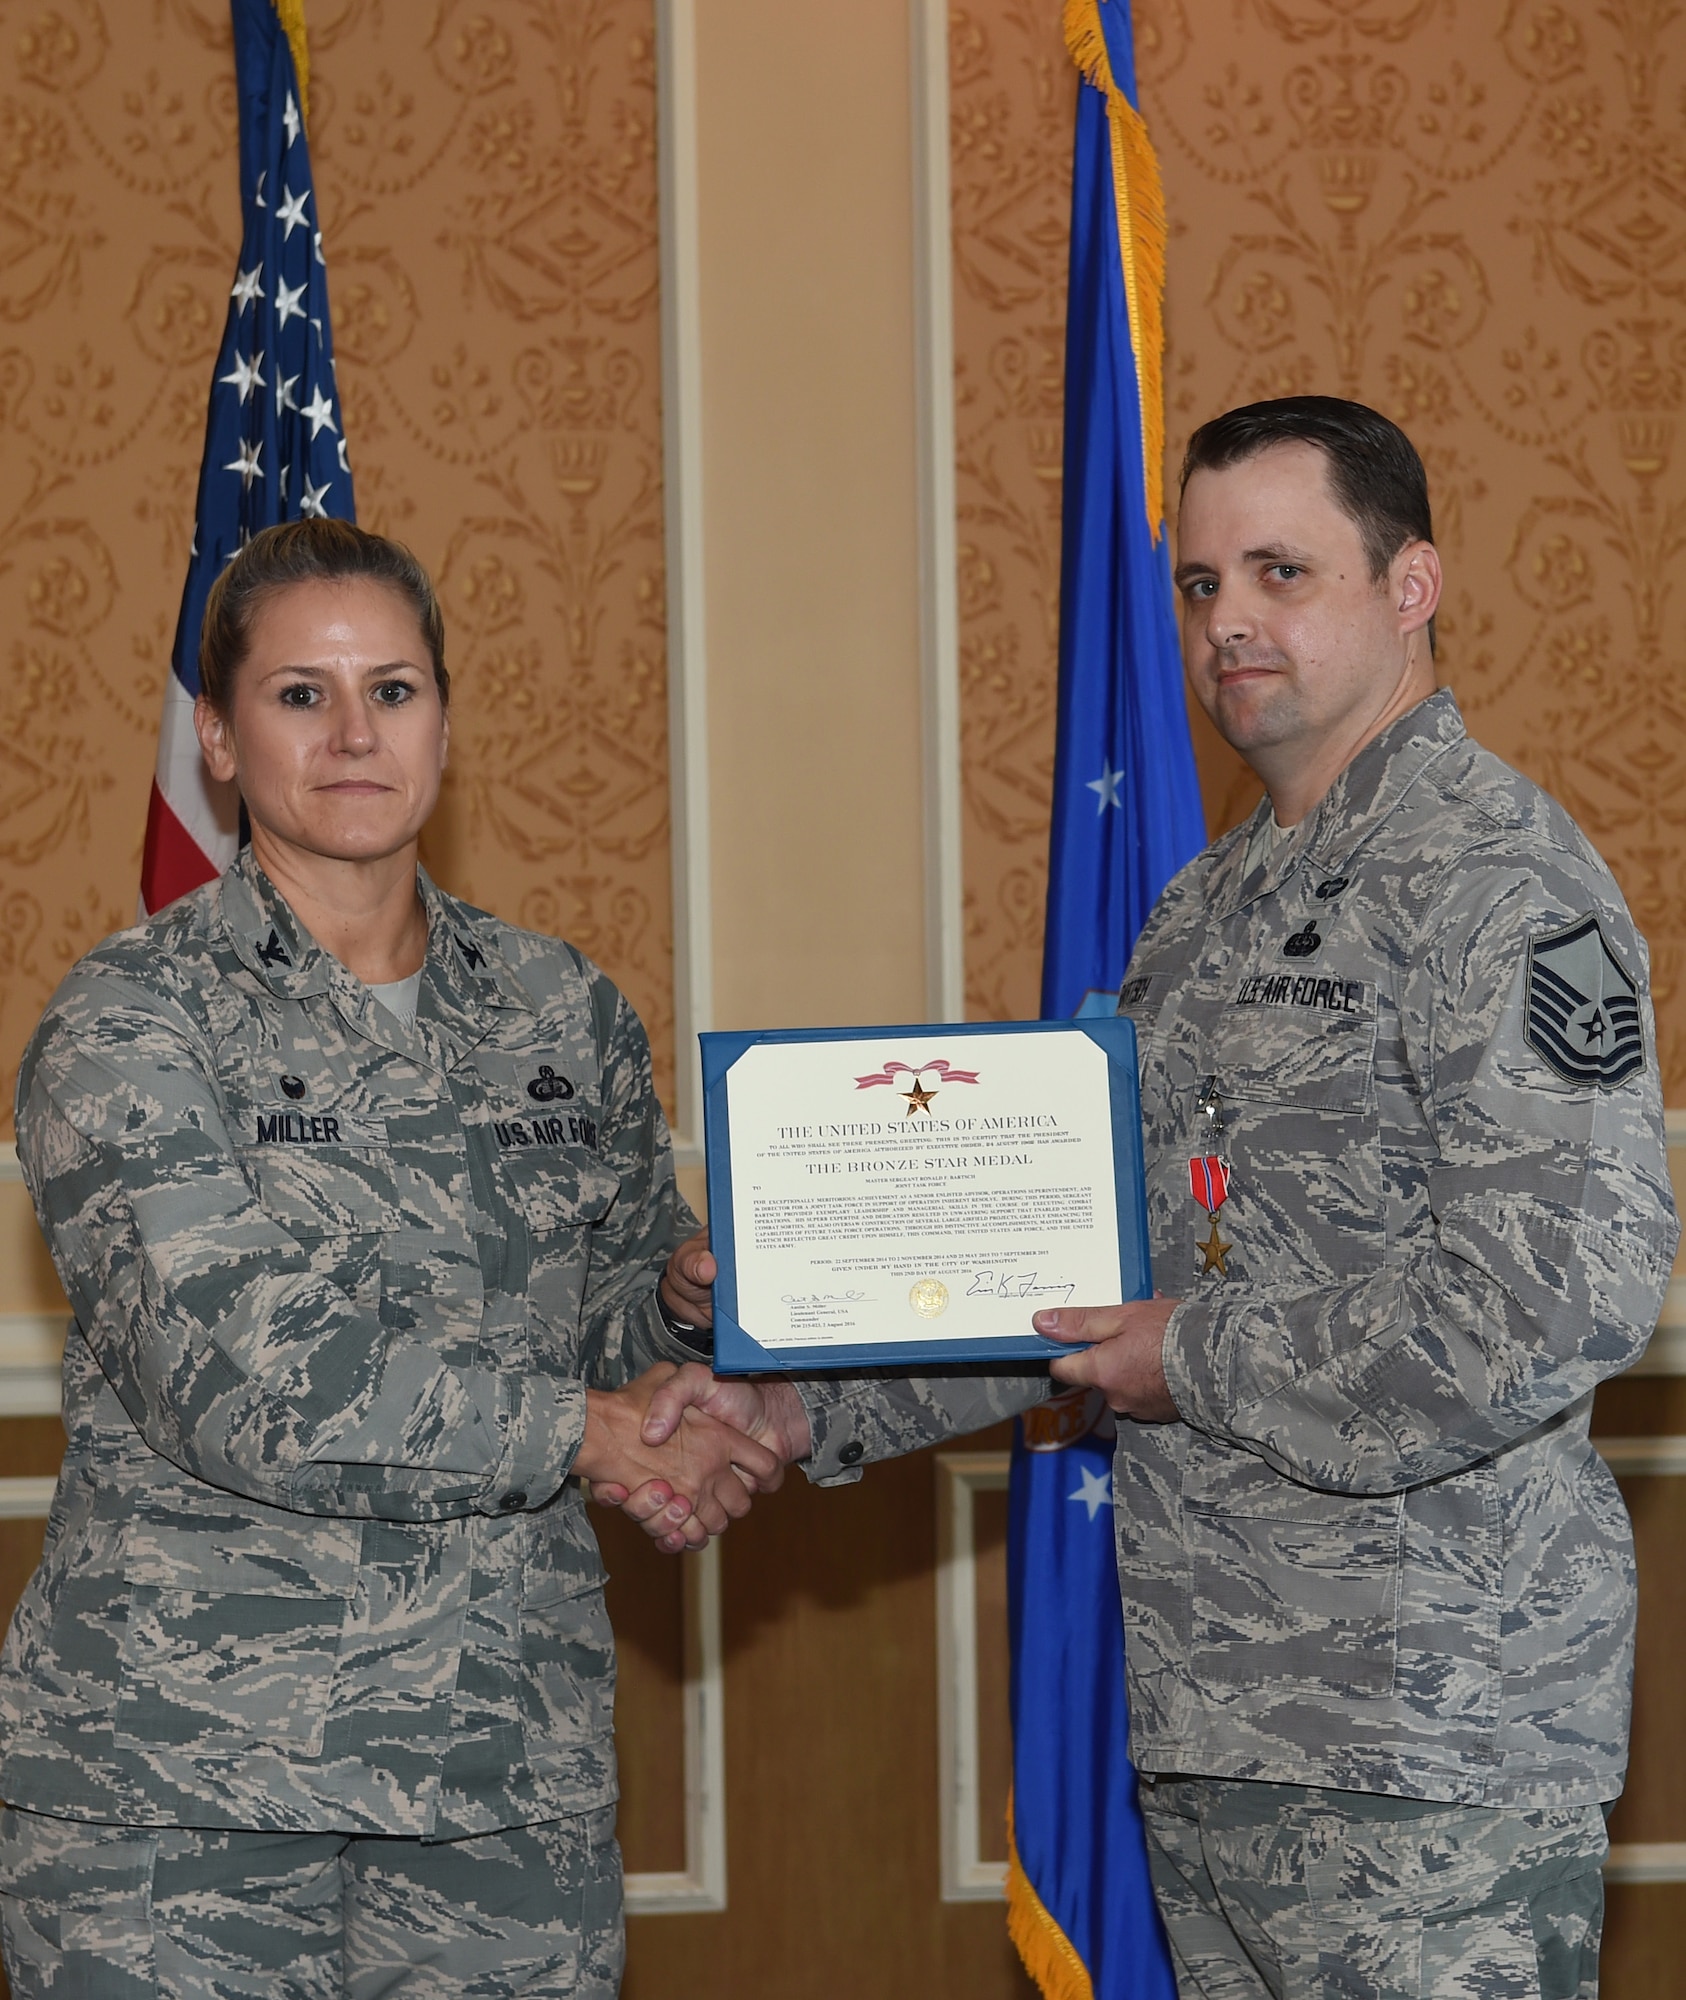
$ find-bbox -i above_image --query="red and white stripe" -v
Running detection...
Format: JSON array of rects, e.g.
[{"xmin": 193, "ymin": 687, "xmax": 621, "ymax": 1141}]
[
  {"xmin": 139, "ymin": 675, "xmax": 241, "ymax": 915},
  {"xmin": 1189, "ymin": 1155, "xmax": 1230, "ymax": 1214}
]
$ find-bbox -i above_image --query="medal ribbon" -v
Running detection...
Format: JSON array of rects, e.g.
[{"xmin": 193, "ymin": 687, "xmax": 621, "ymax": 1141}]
[{"xmin": 1189, "ymin": 1155, "xmax": 1230, "ymax": 1214}]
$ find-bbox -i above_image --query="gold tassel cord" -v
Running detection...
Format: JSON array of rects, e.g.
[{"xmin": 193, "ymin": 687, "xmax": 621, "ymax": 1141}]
[
  {"xmin": 1004, "ymin": 1792, "xmax": 1097, "ymax": 2000},
  {"xmin": 1062, "ymin": 0, "xmax": 1169, "ymax": 539},
  {"xmin": 272, "ymin": 0, "xmax": 310, "ymax": 126},
  {"xmin": 1116, "ymin": 94, "xmax": 1167, "ymax": 536}
]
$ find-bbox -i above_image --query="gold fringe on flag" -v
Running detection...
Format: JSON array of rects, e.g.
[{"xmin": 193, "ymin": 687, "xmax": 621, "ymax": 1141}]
[
  {"xmin": 272, "ymin": 0, "xmax": 311, "ymax": 125},
  {"xmin": 1005, "ymin": 1789, "xmax": 1097, "ymax": 2000},
  {"xmin": 1063, "ymin": 0, "xmax": 1169, "ymax": 539}
]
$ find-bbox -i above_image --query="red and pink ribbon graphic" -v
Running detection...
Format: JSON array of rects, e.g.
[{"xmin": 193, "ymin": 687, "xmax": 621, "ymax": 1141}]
[
  {"xmin": 854, "ymin": 1058, "xmax": 982, "ymax": 1089},
  {"xmin": 1189, "ymin": 1156, "xmax": 1230, "ymax": 1213}
]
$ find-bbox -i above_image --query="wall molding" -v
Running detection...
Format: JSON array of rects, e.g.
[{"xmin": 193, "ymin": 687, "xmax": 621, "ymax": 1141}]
[
  {"xmin": 655, "ymin": 0, "xmax": 710, "ymax": 1168},
  {"xmin": 0, "ymin": 1477, "xmax": 56, "ymax": 1518},
  {"xmin": 1627, "ymin": 1307, "xmax": 1686, "ymax": 1376},
  {"xmin": 1595, "ymin": 1437, "xmax": 1686, "ymax": 1478},
  {"xmin": 624, "ymin": 1535, "xmax": 728, "ymax": 1913},
  {"xmin": 0, "ymin": 1312, "xmax": 65, "ymax": 1419},
  {"xmin": 910, "ymin": 0, "xmax": 964, "ymax": 1024},
  {"xmin": 1605, "ymin": 1843, "xmax": 1686, "ymax": 1885},
  {"xmin": 935, "ymin": 1448, "xmax": 1011, "ymax": 1902}
]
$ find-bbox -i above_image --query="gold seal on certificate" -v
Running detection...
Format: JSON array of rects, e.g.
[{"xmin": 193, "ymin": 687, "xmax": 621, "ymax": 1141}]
[{"xmin": 703, "ymin": 1018, "xmax": 1151, "ymax": 1372}]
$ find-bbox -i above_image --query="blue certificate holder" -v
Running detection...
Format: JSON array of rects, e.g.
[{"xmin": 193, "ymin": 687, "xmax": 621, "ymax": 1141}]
[{"xmin": 703, "ymin": 1017, "xmax": 1150, "ymax": 1374}]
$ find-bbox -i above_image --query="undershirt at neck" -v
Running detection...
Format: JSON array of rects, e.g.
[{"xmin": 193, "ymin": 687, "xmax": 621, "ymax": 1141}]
[
  {"xmin": 1243, "ymin": 807, "xmax": 1295, "ymax": 879},
  {"xmin": 366, "ymin": 970, "xmax": 423, "ymax": 1027}
]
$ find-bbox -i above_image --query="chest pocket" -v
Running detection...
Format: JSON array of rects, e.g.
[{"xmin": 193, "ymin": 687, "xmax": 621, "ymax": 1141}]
[
  {"xmin": 235, "ymin": 1112, "xmax": 396, "ymax": 1240},
  {"xmin": 497, "ymin": 1145, "xmax": 621, "ymax": 1235},
  {"xmin": 1211, "ymin": 981, "xmax": 1379, "ymax": 1111},
  {"xmin": 476, "ymin": 1047, "xmax": 620, "ymax": 1234}
]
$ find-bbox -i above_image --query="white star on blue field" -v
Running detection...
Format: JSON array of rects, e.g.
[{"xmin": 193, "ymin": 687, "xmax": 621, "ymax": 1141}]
[
  {"xmin": 1087, "ymin": 760, "xmax": 1123, "ymax": 813},
  {"xmin": 1068, "ymin": 1464, "xmax": 1112, "ymax": 1521}
]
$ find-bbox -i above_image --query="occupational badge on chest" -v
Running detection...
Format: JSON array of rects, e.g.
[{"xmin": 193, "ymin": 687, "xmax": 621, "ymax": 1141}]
[{"xmin": 1189, "ymin": 1076, "xmax": 1232, "ymax": 1278}]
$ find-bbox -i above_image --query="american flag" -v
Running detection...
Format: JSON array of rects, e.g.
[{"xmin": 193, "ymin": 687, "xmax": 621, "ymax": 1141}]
[{"xmin": 141, "ymin": 0, "xmax": 354, "ymax": 912}]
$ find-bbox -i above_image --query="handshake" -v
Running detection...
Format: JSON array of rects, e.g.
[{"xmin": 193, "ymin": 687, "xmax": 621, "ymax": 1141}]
[
  {"xmin": 572, "ymin": 1231, "xmax": 810, "ymax": 1555},
  {"xmin": 574, "ymin": 1229, "xmax": 1185, "ymax": 1555},
  {"xmin": 577, "ymin": 1360, "xmax": 809, "ymax": 1556}
]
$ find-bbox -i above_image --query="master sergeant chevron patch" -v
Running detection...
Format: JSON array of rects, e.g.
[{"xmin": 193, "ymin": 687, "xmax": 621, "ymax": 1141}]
[{"xmin": 1524, "ymin": 914, "xmax": 1645, "ymax": 1089}]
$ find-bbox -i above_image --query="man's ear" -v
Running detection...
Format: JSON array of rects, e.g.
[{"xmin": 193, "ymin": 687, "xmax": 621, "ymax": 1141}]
[
  {"xmin": 1395, "ymin": 539, "xmax": 1442, "ymax": 636},
  {"xmin": 195, "ymin": 695, "xmax": 237, "ymax": 784}
]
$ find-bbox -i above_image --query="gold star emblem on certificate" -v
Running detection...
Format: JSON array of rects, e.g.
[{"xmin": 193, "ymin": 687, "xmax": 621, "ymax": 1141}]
[
  {"xmin": 902, "ymin": 1080, "xmax": 937, "ymax": 1116},
  {"xmin": 1197, "ymin": 1216, "xmax": 1232, "ymax": 1276}
]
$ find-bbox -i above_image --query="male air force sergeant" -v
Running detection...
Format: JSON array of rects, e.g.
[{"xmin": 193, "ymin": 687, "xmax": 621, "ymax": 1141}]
[{"xmin": 637, "ymin": 398, "xmax": 1678, "ymax": 2000}]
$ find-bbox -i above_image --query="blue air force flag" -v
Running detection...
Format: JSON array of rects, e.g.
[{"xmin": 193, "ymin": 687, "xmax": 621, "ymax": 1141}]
[{"xmin": 1004, "ymin": 2, "xmax": 1203, "ymax": 1996}]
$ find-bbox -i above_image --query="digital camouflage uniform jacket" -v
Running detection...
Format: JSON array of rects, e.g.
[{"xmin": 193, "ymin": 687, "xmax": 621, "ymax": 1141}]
[
  {"xmin": 799, "ymin": 693, "xmax": 1678, "ymax": 1805},
  {"xmin": 1, "ymin": 853, "xmax": 701, "ymax": 1837}
]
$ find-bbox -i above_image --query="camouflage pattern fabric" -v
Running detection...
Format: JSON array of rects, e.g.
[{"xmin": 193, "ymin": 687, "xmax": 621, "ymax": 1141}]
[
  {"xmin": 799, "ymin": 694, "xmax": 1678, "ymax": 1806},
  {"xmin": 796, "ymin": 1365, "xmax": 1052, "ymax": 1487},
  {"xmin": 1140, "ymin": 1777, "xmax": 1605, "ymax": 2000},
  {"xmin": 0, "ymin": 1803, "xmax": 622, "ymax": 1999},
  {"xmin": 1, "ymin": 851, "xmax": 700, "ymax": 1837}
]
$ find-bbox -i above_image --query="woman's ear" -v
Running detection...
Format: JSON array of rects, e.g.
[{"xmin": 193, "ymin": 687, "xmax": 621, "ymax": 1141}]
[{"xmin": 194, "ymin": 695, "xmax": 237, "ymax": 784}]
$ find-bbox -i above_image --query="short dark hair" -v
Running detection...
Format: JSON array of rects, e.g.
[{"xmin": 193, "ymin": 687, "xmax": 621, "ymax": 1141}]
[
  {"xmin": 198, "ymin": 518, "xmax": 448, "ymax": 710},
  {"xmin": 1179, "ymin": 396, "xmax": 1434, "ymax": 582}
]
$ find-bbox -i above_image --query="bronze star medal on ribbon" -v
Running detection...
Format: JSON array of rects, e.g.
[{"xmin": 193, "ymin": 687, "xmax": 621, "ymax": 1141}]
[{"xmin": 1191, "ymin": 1076, "xmax": 1232, "ymax": 1277}]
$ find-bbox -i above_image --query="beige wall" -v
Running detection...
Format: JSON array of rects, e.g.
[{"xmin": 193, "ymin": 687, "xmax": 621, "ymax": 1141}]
[{"xmin": 696, "ymin": 0, "xmax": 927, "ymax": 1037}]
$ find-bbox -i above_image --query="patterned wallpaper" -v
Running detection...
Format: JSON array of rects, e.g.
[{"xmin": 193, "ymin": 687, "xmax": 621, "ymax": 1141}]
[
  {"xmin": 949, "ymin": 1, "xmax": 1073, "ymax": 1025},
  {"xmin": 0, "ymin": 0, "xmax": 673, "ymax": 1133},
  {"xmin": 952, "ymin": 0, "xmax": 1686, "ymax": 1096}
]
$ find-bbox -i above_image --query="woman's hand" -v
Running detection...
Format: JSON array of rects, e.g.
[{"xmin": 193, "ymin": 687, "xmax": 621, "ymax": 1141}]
[
  {"xmin": 592, "ymin": 1365, "xmax": 813, "ymax": 1554},
  {"xmin": 575, "ymin": 1365, "xmax": 785, "ymax": 1552}
]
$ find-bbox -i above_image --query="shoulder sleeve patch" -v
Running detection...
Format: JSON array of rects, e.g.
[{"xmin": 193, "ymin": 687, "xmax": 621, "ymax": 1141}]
[{"xmin": 1525, "ymin": 914, "xmax": 1645, "ymax": 1089}]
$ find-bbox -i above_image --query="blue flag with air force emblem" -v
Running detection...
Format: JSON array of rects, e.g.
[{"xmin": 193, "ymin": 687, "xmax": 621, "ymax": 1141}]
[{"xmin": 1525, "ymin": 915, "xmax": 1643, "ymax": 1089}]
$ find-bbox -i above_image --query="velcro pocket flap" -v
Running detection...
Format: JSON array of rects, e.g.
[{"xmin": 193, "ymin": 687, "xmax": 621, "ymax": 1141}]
[
  {"xmin": 236, "ymin": 1117, "xmax": 395, "ymax": 1239},
  {"xmin": 1212, "ymin": 985, "xmax": 1379, "ymax": 1111}
]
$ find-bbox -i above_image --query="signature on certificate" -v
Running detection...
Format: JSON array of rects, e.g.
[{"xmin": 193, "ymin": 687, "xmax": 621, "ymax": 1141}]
[
  {"xmin": 781, "ymin": 1289, "xmax": 868, "ymax": 1307},
  {"xmin": 967, "ymin": 1269, "xmax": 1076, "ymax": 1304}
]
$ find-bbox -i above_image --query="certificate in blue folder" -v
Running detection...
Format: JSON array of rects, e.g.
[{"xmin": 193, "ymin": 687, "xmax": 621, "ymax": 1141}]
[{"xmin": 703, "ymin": 1018, "xmax": 1150, "ymax": 1374}]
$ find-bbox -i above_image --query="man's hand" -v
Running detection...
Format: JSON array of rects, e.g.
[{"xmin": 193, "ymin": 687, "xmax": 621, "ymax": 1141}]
[
  {"xmin": 594, "ymin": 1365, "xmax": 814, "ymax": 1554},
  {"xmin": 574, "ymin": 1364, "xmax": 784, "ymax": 1553},
  {"xmin": 1035, "ymin": 1299, "xmax": 1183, "ymax": 1423},
  {"xmin": 660, "ymin": 1229, "xmax": 716, "ymax": 1330}
]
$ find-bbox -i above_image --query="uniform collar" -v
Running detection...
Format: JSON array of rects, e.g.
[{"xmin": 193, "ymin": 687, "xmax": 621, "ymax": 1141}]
[
  {"xmin": 219, "ymin": 849, "xmax": 532, "ymax": 1068},
  {"xmin": 1205, "ymin": 689, "xmax": 1465, "ymax": 919},
  {"xmin": 221, "ymin": 850, "xmax": 334, "ymax": 997},
  {"xmin": 1300, "ymin": 687, "xmax": 1466, "ymax": 877}
]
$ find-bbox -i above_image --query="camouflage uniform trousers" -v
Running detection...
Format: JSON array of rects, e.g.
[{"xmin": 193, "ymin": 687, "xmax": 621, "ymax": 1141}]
[
  {"xmin": 1140, "ymin": 1778, "xmax": 1607, "ymax": 2000},
  {"xmin": 0, "ymin": 1805, "xmax": 622, "ymax": 1999}
]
